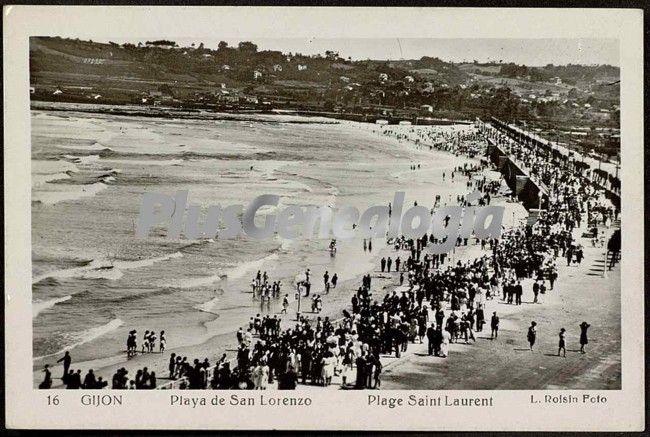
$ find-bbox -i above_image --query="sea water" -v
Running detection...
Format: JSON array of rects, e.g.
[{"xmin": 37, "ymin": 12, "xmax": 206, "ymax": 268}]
[{"xmin": 31, "ymin": 105, "xmax": 474, "ymax": 368}]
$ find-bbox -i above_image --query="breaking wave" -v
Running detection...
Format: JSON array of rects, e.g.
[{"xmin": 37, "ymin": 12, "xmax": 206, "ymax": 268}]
[
  {"xmin": 33, "ymin": 318, "xmax": 124, "ymax": 361},
  {"xmin": 32, "ymin": 252, "xmax": 183, "ymax": 283},
  {"xmin": 32, "ymin": 295, "xmax": 72, "ymax": 318}
]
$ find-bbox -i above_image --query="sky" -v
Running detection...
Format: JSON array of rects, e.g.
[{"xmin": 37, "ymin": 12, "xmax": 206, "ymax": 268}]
[{"xmin": 98, "ymin": 37, "xmax": 619, "ymax": 67}]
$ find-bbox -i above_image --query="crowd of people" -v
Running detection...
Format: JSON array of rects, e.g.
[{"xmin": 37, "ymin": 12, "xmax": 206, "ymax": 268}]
[
  {"xmin": 126, "ymin": 329, "xmax": 166, "ymax": 357},
  {"xmin": 38, "ymin": 122, "xmax": 617, "ymax": 391},
  {"xmin": 38, "ymin": 352, "xmax": 110, "ymax": 389}
]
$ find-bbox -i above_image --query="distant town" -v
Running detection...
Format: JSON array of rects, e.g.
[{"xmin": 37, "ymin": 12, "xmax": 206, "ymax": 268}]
[{"xmin": 30, "ymin": 37, "xmax": 620, "ymax": 158}]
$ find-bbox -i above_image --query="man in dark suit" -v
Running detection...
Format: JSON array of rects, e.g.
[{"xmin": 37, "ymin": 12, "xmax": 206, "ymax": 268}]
[
  {"xmin": 490, "ymin": 312, "xmax": 500, "ymax": 339},
  {"xmin": 426, "ymin": 323, "xmax": 436, "ymax": 356},
  {"xmin": 515, "ymin": 281, "xmax": 523, "ymax": 305}
]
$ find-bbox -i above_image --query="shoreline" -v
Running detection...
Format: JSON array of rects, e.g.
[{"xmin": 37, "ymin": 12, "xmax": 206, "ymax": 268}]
[
  {"xmin": 32, "ymin": 119, "xmax": 486, "ymax": 387},
  {"xmin": 30, "ymin": 100, "xmax": 472, "ymax": 126}
]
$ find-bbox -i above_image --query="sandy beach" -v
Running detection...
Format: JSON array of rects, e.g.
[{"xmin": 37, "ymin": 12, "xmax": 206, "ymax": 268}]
[
  {"xmin": 32, "ymin": 114, "xmax": 482, "ymax": 387},
  {"xmin": 32, "ymin": 111, "xmax": 619, "ymax": 391}
]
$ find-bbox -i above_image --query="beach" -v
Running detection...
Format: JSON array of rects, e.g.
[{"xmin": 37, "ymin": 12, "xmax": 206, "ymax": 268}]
[{"xmin": 31, "ymin": 106, "xmax": 480, "ymax": 386}]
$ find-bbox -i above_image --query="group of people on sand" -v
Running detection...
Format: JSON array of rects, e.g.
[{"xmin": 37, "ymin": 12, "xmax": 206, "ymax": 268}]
[
  {"xmin": 251, "ymin": 270, "xmax": 283, "ymax": 302},
  {"xmin": 111, "ymin": 366, "xmax": 157, "ymax": 389},
  {"xmin": 126, "ymin": 329, "xmax": 166, "ymax": 357},
  {"xmin": 38, "ymin": 123, "xmax": 617, "ymax": 391},
  {"xmin": 39, "ymin": 352, "xmax": 109, "ymax": 389},
  {"xmin": 527, "ymin": 321, "xmax": 590, "ymax": 356}
]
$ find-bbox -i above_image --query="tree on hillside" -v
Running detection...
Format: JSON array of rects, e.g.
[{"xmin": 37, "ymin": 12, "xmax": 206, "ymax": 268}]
[
  {"xmin": 238, "ymin": 41, "xmax": 258, "ymax": 53},
  {"xmin": 218, "ymin": 41, "xmax": 229, "ymax": 51},
  {"xmin": 146, "ymin": 40, "xmax": 177, "ymax": 47}
]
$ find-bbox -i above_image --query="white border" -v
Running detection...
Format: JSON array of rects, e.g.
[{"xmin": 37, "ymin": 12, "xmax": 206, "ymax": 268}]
[{"xmin": 3, "ymin": 6, "xmax": 644, "ymax": 431}]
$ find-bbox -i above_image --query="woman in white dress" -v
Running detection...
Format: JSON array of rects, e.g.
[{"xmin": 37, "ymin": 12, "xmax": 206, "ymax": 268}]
[
  {"xmin": 259, "ymin": 361, "xmax": 269, "ymax": 390},
  {"xmin": 440, "ymin": 330, "xmax": 451, "ymax": 358},
  {"xmin": 253, "ymin": 359, "xmax": 269, "ymax": 390},
  {"xmin": 321, "ymin": 353, "xmax": 335, "ymax": 386}
]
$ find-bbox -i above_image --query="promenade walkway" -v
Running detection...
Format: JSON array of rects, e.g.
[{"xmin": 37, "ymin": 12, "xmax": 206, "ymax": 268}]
[{"xmin": 380, "ymin": 218, "xmax": 620, "ymax": 390}]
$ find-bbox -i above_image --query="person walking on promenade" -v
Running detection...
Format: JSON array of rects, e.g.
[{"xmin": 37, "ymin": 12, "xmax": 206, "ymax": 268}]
[
  {"xmin": 527, "ymin": 321, "xmax": 537, "ymax": 351},
  {"xmin": 558, "ymin": 328, "xmax": 567, "ymax": 357},
  {"xmin": 532, "ymin": 281, "xmax": 540, "ymax": 303},
  {"xmin": 490, "ymin": 312, "xmax": 500, "ymax": 340},
  {"xmin": 426, "ymin": 323, "xmax": 436, "ymax": 356},
  {"xmin": 515, "ymin": 280, "xmax": 523, "ymax": 305},
  {"xmin": 281, "ymin": 294, "xmax": 289, "ymax": 314},
  {"xmin": 579, "ymin": 322, "xmax": 590, "ymax": 354},
  {"xmin": 380, "ymin": 257, "xmax": 386, "ymax": 272}
]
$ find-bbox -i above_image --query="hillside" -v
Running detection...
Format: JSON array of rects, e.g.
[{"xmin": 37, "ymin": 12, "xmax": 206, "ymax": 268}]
[{"xmin": 29, "ymin": 37, "xmax": 621, "ymax": 156}]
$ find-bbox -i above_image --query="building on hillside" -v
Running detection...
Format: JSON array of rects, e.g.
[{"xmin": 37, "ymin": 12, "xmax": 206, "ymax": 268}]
[
  {"xmin": 253, "ymin": 70, "xmax": 263, "ymax": 80},
  {"xmin": 297, "ymin": 64, "xmax": 307, "ymax": 71},
  {"xmin": 379, "ymin": 73, "xmax": 389, "ymax": 82},
  {"xmin": 222, "ymin": 64, "xmax": 231, "ymax": 71},
  {"xmin": 421, "ymin": 82, "xmax": 435, "ymax": 93},
  {"xmin": 420, "ymin": 104, "xmax": 434, "ymax": 113},
  {"xmin": 273, "ymin": 64, "xmax": 283, "ymax": 72},
  {"xmin": 404, "ymin": 75, "xmax": 415, "ymax": 83},
  {"xmin": 146, "ymin": 42, "xmax": 175, "ymax": 49}
]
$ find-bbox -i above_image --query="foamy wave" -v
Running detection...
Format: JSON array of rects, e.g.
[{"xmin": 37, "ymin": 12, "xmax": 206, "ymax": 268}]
[
  {"xmin": 33, "ymin": 295, "xmax": 72, "ymax": 318},
  {"xmin": 176, "ymin": 252, "xmax": 279, "ymax": 289},
  {"xmin": 62, "ymin": 154, "xmax": 101, "ymax": 165},
  {"xmin": 33, "ymin": 318, "xmax": 124, "ymax": 361},
  {"xmin": 113, "ymin": 252, "xmax": 183, "ymax": 270},
  {"xmin": 104, "ymin": 159, "xmax": 183, "ymax": 166},
  {"xmin": 32, "ymin": 159, "xmax": 79, "ymax": 175},
  {"xmin": 32, "ymin": 172, "xmax": 71, "ymax": 187},
  {"xmin": 195, "ymin": 296, "xmax": 220, "ymax": 314},
  {"xmin": 60, "ymin": 142, "xmax": 112, "ymax": 152},
  {"xmin": 32, "ymin": 182, "xmax": 108, "ymax": 205},
  {"xmin": 33, "ymin": 252, "xmax": 183, "ymax": 283},
  {"xmin": 226, "ymin": 253, "xmax": 279, "ymax": 280},
  {"xmin": 177, "ymin": 273, "xmax": 224, "ymax": 289}
]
